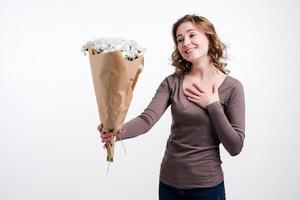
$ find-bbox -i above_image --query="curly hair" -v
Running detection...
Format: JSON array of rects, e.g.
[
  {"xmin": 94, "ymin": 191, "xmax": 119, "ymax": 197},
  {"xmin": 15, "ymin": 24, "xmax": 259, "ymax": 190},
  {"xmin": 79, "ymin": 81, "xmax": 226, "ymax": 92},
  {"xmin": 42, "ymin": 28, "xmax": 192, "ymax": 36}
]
[{"xmin": 171, "ymin": 14, "xmax": 228, "ymax": 74}]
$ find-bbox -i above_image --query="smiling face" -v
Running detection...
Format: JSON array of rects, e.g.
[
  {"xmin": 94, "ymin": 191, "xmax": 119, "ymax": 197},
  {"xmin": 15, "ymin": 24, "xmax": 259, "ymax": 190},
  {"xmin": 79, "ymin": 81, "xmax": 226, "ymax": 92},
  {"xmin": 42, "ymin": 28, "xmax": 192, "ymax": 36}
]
[{"xmin": 176, "ymin": 21, "xmax": 210, "ymax": 64}]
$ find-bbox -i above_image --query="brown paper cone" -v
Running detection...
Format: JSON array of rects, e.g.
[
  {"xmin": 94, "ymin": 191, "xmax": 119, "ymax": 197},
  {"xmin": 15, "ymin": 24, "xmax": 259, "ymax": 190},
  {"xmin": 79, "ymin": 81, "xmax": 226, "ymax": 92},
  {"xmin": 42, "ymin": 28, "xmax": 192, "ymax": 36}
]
[{"xmin": 87, "ymin": 47, "xmax": 143, "ymax": 162}]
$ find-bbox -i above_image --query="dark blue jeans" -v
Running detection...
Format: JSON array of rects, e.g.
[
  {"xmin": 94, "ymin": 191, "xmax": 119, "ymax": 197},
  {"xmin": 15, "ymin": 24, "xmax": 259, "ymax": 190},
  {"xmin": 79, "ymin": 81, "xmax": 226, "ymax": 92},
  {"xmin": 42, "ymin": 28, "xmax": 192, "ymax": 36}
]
[{"xmin": 159, "ymin": 180, "xmax": 226, "ymax": 200}]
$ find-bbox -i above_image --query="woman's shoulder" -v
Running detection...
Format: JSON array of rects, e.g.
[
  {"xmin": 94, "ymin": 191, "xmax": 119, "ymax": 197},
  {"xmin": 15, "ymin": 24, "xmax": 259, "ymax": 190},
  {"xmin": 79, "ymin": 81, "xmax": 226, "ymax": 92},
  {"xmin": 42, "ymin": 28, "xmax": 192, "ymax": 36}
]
[
  {"xmin": 226, "ymin": 75, "xmax": 244, "ymax": 88},
  {"xmin": 165, "ymin": 71, "xmax": 181, "ymax": 81},
  {"xmin": 219, "ymin": 75, "xmax": 244, "ymax": 104},
  {"xmin": 155, "ymin": 72, "xmax": 181, "ymax": 92},
  {"xmin": 223, "ymin": 75, "xmax": 244, "ymax": 95},
  {"xmin": 161, "ymin": 72, "xmax": 181, "ymax": 86}
]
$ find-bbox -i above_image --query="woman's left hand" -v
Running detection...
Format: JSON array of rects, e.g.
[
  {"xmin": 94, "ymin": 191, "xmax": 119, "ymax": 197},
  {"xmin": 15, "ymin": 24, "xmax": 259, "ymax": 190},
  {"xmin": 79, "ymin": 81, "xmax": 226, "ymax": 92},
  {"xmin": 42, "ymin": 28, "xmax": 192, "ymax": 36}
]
[{"xmin": 184, "ymin": 83, "xmax": 220, "ymax": 108}]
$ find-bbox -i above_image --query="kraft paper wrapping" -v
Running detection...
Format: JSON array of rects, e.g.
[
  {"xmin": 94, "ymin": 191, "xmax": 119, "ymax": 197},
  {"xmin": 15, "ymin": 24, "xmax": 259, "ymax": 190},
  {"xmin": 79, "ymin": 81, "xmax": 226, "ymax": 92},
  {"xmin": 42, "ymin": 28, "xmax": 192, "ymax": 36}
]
[{"xmin": 87, "ymin": 47, "xmax": 143, "ymax": 162}]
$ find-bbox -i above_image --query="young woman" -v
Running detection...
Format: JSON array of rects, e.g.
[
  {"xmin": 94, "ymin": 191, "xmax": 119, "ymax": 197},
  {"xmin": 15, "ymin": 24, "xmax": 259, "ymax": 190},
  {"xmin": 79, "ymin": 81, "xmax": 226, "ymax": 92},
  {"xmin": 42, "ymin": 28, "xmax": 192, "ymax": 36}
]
[{"xmin": 99, "ymin": 14, "xmax": 245, "ymax": 200}]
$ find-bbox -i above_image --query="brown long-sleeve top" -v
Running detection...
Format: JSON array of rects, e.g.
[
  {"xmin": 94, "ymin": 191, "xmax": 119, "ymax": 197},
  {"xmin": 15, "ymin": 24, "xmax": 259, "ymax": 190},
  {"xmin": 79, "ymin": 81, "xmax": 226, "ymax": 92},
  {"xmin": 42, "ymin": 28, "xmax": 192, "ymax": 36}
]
[{"xmin": 120, "ymin": 72, "xmax": 245, "ymax": 189}]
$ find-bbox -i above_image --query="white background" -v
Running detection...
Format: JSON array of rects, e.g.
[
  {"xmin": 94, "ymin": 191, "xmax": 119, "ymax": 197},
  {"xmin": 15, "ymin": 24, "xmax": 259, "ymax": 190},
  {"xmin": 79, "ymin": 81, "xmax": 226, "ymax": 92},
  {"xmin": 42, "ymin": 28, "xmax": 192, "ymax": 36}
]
[{"xmin": 1, "ymin": 0, "xmax": 299, "ymax": 199}]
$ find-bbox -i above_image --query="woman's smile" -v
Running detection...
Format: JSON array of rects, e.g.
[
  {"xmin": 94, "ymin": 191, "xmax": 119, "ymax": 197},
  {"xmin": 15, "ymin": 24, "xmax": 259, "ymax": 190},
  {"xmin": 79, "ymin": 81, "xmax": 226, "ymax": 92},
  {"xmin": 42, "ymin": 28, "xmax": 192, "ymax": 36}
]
[{"xmin": 184, "ymin": 47, "xmax": 198, "ymax": 55}]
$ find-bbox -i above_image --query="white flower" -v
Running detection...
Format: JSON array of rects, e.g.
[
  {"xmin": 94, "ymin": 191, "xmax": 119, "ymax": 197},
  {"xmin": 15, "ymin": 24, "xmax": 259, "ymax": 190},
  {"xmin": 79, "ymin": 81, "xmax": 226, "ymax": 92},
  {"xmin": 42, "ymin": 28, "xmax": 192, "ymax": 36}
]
[{"xmin": 82, "ymin": 37, "xmax": 146, "ymax": 60}]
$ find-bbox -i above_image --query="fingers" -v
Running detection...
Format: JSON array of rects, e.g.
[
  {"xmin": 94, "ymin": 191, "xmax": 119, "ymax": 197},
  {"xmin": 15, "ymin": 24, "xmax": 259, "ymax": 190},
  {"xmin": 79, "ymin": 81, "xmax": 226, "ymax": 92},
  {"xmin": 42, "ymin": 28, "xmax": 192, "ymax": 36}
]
[
  {"xmin": 191, "ymin": 83, "xmax": 219, "ymax": 94},
  {"xmin": 184, "ymin": 83, "xmax": 206, "ymax": 99},
  {"xmin": 97, "ymin": 123, "xmax": 103, "ymax": 132},
  {"xmin": 97, "ymin": 123, "xmax": 113, "ymax": 142},
  {"xmin": 101, "ymin": 132, "xmax": 114, "ymax": 149},
  {"xmin": 185, "ymin": 87, "xmax": 202, "ymax": 97},
  {"xmin": 101, "ymin": 132, "xmax": 113, "ymax": 142},
  {"xmin": 186, "ymin": 96, "xmax": 197, "ymax": 103},
  {"xmin": 192, "ymin": 83, "xmax": 205, "ymax": 93},
  {"xmin": 185, "ymin": 89, "xmax": 198, "ymax": 100}
]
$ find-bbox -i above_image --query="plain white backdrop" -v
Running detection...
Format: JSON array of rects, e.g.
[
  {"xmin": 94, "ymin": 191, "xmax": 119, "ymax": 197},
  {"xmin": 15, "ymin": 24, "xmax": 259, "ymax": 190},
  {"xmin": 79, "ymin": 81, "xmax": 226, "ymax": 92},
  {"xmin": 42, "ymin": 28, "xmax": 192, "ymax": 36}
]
[{"xmin": 1, "ymin": 0, "xmax": 299, "ymax": 199}]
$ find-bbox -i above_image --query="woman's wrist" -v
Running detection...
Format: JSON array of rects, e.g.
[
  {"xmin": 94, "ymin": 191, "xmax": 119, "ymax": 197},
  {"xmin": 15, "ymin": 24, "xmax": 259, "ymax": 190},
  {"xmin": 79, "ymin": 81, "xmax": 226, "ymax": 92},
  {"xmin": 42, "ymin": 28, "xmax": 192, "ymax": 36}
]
[{"xmin": 205, "ymin": 100, "xmax": 220, "ymax": 108}]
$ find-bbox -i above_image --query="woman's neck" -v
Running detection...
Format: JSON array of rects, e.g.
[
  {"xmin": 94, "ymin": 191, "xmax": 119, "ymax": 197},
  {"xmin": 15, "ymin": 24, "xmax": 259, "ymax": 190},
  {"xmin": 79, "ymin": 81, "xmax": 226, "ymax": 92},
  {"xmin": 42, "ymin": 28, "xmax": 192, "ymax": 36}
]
[{"xmin": 189, "ymin": 58, "xmax": 217, "ymax": 81}]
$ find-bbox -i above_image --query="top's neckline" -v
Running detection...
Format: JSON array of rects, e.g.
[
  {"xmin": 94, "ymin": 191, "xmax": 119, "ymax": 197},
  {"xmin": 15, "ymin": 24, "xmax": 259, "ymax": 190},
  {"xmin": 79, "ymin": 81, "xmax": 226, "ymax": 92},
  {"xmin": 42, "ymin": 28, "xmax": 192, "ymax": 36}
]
[{"xmin": 179, "ymin": 73, "xmax": 230, "ymax": 93}]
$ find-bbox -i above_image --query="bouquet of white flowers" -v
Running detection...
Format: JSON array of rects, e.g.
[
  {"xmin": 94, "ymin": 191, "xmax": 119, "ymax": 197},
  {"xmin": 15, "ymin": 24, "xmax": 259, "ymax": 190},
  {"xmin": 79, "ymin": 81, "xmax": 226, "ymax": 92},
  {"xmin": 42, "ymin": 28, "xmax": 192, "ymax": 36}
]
[
  {"xmin": 82, "ymin": 37, "xmax": 145, "ymax": 163},
  {"xmin": 82, "ymin": 37, "xmax": 145, "ymax": 61}
]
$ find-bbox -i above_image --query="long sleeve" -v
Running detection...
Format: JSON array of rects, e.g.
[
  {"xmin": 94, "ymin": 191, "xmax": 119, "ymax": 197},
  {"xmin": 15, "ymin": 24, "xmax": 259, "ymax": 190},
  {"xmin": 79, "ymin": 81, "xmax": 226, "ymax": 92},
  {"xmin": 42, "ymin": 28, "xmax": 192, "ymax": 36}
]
[
  {"xmin": 206, "ymin": 81, "xmax": 245, "ymax": 156},
  {"xmin": 119, "ymin": 78, "xmax": 171, "ymax": 140}
]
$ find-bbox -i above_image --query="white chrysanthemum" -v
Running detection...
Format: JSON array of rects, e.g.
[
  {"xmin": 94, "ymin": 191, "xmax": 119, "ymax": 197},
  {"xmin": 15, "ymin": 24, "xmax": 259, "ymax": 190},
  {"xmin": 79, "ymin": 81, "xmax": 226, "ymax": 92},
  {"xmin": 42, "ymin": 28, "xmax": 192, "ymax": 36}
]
[{"xmin": 82, "ymin": 37, "xmax": 146, "ymax": 60}]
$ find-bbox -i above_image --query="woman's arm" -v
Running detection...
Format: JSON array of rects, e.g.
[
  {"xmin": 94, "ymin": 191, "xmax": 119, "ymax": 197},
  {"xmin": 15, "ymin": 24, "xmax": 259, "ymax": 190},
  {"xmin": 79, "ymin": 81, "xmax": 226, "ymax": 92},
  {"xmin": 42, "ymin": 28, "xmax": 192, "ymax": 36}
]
[
  {"xmin": 119, "ymin": 77, "xmax": 171, "ymax": 140},
  {"xmin": 206, "ymin": 81, "xmax": 245, "ymax": 156}
]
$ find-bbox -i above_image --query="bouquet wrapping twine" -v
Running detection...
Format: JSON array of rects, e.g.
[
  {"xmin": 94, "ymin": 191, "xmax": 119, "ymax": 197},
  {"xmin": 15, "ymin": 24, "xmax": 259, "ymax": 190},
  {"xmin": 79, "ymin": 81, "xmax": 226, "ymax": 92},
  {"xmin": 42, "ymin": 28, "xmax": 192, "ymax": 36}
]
[{"xmin": 86, "ymin": 45, "xmax": 143, "ymax": 162}]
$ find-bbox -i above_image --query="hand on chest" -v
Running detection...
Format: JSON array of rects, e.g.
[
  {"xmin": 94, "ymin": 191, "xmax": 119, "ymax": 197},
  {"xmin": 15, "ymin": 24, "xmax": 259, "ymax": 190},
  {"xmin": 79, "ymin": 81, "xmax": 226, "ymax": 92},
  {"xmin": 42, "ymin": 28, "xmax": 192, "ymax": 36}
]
[{"xmin": 182, "ymin": 74, "xmax": 226, "ymax": 108}]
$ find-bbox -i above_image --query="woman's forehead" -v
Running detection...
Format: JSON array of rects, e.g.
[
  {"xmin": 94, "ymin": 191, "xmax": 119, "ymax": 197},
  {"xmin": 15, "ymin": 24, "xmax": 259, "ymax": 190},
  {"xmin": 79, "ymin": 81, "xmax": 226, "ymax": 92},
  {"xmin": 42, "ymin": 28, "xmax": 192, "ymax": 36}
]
[{"xmin": 176, "ymin": 22, "xmax": 201, "ymax": 37}]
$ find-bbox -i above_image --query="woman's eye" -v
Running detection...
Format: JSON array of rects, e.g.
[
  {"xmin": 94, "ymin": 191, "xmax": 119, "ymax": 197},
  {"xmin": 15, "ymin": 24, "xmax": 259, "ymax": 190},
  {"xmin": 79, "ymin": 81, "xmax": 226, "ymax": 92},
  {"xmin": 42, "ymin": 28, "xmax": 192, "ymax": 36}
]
[
  {"xmin": 190, "ymin": 34, "xmax": 195, "ymax": 38},
  {"xmin": 177, "ymin": 39, "xmax": 183, "ymax": 43}
]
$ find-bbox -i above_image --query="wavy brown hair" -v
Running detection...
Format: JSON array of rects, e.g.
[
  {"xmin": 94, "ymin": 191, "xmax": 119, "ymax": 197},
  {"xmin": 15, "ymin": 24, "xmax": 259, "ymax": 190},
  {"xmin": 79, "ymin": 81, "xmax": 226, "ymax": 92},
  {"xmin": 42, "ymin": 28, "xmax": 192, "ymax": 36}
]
[{"xmin": 171, "ymin": 14, "xmax": 228, "ymax": 74}]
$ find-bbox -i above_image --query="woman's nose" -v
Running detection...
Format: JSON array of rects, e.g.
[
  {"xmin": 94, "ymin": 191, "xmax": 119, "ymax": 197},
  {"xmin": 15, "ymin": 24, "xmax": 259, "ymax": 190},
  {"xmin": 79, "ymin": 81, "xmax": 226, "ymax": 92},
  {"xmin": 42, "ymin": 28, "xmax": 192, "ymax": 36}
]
[{"xmin": 183, "ymin": 38, "xmax": 191, "ymax": 47}]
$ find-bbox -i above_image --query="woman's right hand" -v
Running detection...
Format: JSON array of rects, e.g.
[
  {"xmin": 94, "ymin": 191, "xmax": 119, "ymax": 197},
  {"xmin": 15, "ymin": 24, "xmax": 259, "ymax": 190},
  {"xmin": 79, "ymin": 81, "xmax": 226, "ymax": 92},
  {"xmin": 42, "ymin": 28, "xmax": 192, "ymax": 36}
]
[{"xmin": 97, "ymin": 123, "xmax": 114, "ymax": 149}]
